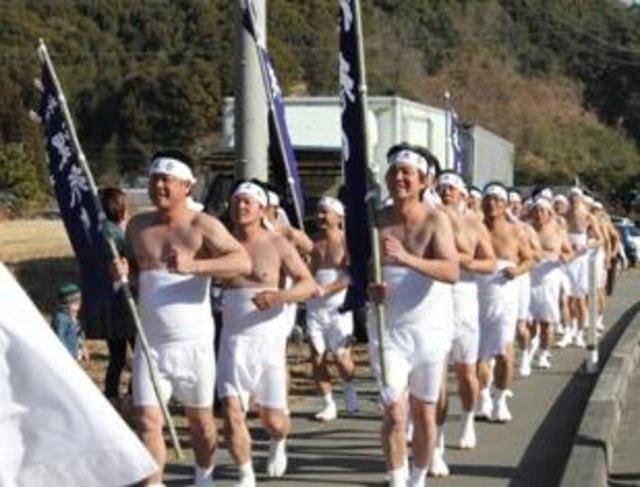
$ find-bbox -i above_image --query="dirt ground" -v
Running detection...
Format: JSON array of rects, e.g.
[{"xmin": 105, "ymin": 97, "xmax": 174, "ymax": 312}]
[{"xmin": 1, "ymin": 218, "xmax": 371, "ymax": 449}]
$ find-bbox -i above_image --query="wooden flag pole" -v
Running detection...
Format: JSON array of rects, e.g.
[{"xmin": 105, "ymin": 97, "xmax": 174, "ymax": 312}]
[{"xmin": 37, "ymin": 39, "xmax": 184, "ymax": 460}]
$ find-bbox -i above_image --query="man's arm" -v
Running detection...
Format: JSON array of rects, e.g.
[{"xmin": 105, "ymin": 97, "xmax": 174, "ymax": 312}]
[
  {"xmin": 184, "ymin": 214, "xmax": 252, "ymax": 279},
  {"xmin": 385, "ymin": 211, "xmax": 459, "ymax": 283},
  {"xmin": 278, "ymin": 237, "xmax": 316, "ymax": 303},
  {"xmin": 465, "ymin": 219, "xmax": 497, "ymax": 274},
  {"xmin": 512, "ymin": 225, "xmax": 535, "ymax": 277}
]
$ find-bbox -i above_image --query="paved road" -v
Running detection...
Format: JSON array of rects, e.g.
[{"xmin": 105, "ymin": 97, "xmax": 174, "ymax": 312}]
[{"xmin": 164, "ymin": 269, "xmax": 640, "ymax": 487}]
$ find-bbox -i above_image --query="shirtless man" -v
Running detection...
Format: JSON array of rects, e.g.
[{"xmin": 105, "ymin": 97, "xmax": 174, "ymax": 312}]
[
  {"xmin": 553, "ymin": 194, "xmax": 573, "ymax": 335},
  {"xmin": 367, "ymin": 146, "xmax": 459, "ymax": 487},
  {"xmin": 429, "ymin": 171, "xmax": 496, "ymax": 477},
  {"xmin": 591, "ymin": 201, "xmax": 618, "ymax": 330},
  {"xmin": 557, "ymin": 188, "xmax": 603, "ymax": 348},
  {"xmin": 507, "ymin": 189, "xmax": 539, "ymax": 378},
  {"xmin": 476, "ymin": 182, "xmax": 534, "ymax": 422},
  {"xmin": 218, "ymin": 181, "xmax": 315, "ymax": 487},
  {"xmin": 529, "ymin": 197, "xmax": 574, "ymax": 368},
  {"xmin": 467, "ymin": 186, "xmax": 484, "ymax": 220},
  {"xmin": 264, "ymin": 188, "xmax": 314, "ymax": 255},
  {"xmin": 307, "ymin": 196, "xmax": 359, "ymax": 421},
  {"xmin": 112, "ymin": 151, "xmax": 251, "ymax": 487}
]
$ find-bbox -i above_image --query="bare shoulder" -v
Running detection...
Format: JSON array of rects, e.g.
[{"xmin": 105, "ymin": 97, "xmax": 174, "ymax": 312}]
[
  {"xmin": 426, "ymin": 207, "xmax": 451, "ymax": 228},
  {"xmin": 127, "ymin": 211, "xmax": 155, "ymax": 234},
  {"xmin": 269, "ymin": 231, "xmax": 295, "ymax": 255},
  {"xmin": 193, "ymin": 211, "xmax": 226, "ymax": 230}
]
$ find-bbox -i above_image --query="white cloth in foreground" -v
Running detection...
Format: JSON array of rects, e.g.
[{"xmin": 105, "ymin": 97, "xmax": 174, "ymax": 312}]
[{"xmin": 0, "ymin": 263, "xmax": 157, "ymax": 487}]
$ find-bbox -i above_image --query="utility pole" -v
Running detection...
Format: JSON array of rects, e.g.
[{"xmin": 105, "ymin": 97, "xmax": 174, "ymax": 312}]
[{"xmin": 233, "ymin": 0, "xmax": 268, "ymax": 181}]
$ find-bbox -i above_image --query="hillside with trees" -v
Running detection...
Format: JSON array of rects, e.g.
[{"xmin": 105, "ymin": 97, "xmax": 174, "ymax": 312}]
[{"xmin": 1, "ymin": 0, "xmax": 639, "ymax": 214}]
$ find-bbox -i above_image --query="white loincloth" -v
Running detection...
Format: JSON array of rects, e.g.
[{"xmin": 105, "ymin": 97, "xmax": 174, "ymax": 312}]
[
  {"xmin": 138, "ymin": 269, "xmax": 214, "ymax": 346},
  {"xmin": 529, "ymin": 259, "xmax": 562, "ymax": 324},
  {"xmin": 0, "ymin": 264, "xmax": 157, "ymax": 486},
  {"xmin": 566, "ymin": 233, "xmax": 589, "ymax": 298},
  {"xmin": 367, "ymin": 265, "xmax": 453, "ymax": 405},
  {"xmin": 217, "ymin": 288, "xmax": 289, "ymax": 411},
  {"xmin": 134, "ymin": 269, "xmax": 215, "ymax": 407},
  {"xmin": 306, "ymin": 269, "xmax": 353, "ymax": 355},
  {"xmin": 594, "ymin": 248, "xmax": 606, "ymax": 289},
  {"xmin": 478, "ymin": 260, "xmax": 519, "ymax": 360},
  {"xmin": 450, "ymin": 272, "xmax": 479, "ymax": 365},
  {"xmin": 515, "ymin": 271, "xmax": 531, "ymax": 322}
]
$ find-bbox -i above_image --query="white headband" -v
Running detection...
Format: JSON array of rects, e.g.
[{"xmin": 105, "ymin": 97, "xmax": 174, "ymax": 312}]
[
  {"xmin": 438, "ymin": 172, "xmax": 466, "ymax": 193},
  {"xmin": 534, "ymin": 197, "xmax": 553, "ymax": 211},
  {"xmin": 539, "ymin": 188, "xmax": 553, "ymax": 200},
  {"xmin": 593, "ymin": 201, "xmax": 604, "ymax": 210},
  {"xmin": 584, "ymin": 195, "xmax": 594, "ymax": 206},
  {"xmin": 268, "ymin": 190, "xmax": 280, "ymax": 207},
  {"xmin": 569, "ymin": 187, "xmax": 584, "ymax": 198},
  {"xmin": 318, "ymin": 196, "xmax": 345, "ymax": 217},
  {"xmin": 508, "ymin": 191, "xmax": 522, "ymax": 203},
  {"xmin": 388, "ymin": 149, "xmax": 428, "ymax": 175},
  {"xmin": 233, "ymin": 182, "xmax": 268, "ymax": 207},
  {"xmin": 524, "ymin": 198, "xmax": 534, "ymax": 210},
  {"xmin": 469, "ymin": 188, "xmax": 482, "ymax": 200},
  {"xmin": 483, "ymin": 184, "xmax": 508, "ymax": 202},
  {"xmin": 149, "ymin": 157, "xmax": 196, "ymax": 184},
  {"xmin": 554, "ymin": 194, "xmax": 568, "ymax": 205}
]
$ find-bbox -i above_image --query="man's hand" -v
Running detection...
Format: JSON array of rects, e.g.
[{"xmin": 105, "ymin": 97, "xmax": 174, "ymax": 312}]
[
  {"xmin": 252, "ymin": 290, "xmax": 284, "ymax": 311},
  {"xmin": 502, "ymin": 266, "xmax": 517, "ymax": 280},
  {"xmin": 110, "ymin": 257, "xmax": 129, "ymax": 282},
  {"xmin": 367, "ymin": 282, "xmax": 387, "ymax": 304},
  {"xmin": 382, "ymin": 235, "xmax": 410, "ymax": 265},
  {"xmin": 167, "ymin": 247, "xmax": 195, "ymax": 274},
  {"xmin": 312, "ymin": 284, "xmax": 326, "ymax": 299}
]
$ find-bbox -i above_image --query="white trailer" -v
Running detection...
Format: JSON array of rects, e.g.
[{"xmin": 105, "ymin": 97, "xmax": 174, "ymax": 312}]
[{"xmin": 222, "ymin": 95, "xmax": 513, "ymax": 188}]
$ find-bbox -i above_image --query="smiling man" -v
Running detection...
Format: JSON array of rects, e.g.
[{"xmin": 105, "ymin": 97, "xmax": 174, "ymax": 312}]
[
  {"xmin": 112, "ymin": 150, "xmax": 251, "ymax": 487},
  {"xmin": 218, "ymin": 180, "xmax": 315, "ymax": 487},
  {"xmin": 367, "ymin": 145, "xmax": 458, "ymax": 487}
]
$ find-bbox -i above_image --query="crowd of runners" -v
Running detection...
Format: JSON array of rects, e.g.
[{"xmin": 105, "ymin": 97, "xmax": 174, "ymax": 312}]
[{"xmin": 109, "ymin": 143, "xmax": 621, "ymax": 487}]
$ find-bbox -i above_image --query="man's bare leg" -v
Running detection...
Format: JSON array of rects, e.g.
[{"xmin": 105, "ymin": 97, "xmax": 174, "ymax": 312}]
[
  {"xmin": 381, "ymin": 395, "xmax": 409, "ymax": 485},
  {"xmin": 535, "ymin": 322, "xmax": 552, "ymax": 369},
  {"xmin": 335, "ymin": 348, "xmax": 359, "ymax": 413},
  {"xmin": 222, "ymin": 397, "xmax": 254, "ymax": 485},
  {"xmin": 312, "ymin": 348, "xmax": 337, "ymax": 421},
  {"xmin": 259, "ymin": 406, "xmax": 290, "ymax": 478},
  {"xmin": 137, "ymin": 406, "xmax": 165, "ymax": 485},
  {"xmin": 492, "ymin": 344, "xmax": 514, "ymax": 422},
  {"xmin": 429, "ymin": 373, "xmax": 450, "ymax": 477},
  {"xmin": 517, "ymin": 319, "xmax": 533, "ymax": 377},
  {"xmin": 456, "ymin": 362, "xmax": 478, "ymax": 448},
  {"xmin": 409, "ymin": 395, "xmax": 437, "ymax": 486},
  {"xmin": 185, "ymin": 407, "xmax": 217, "ymax": 485},
  {"xmin": 476, "ymin": 360, "xmax": 493, "ymax": 419}
]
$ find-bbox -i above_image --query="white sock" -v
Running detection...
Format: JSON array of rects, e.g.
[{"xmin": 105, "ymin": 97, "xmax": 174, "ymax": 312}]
[
  {"xmin": 322, "ymin": 392, "xmax": 334, "ymax": 407},
  {"xmin": 410, "ymin": 464, "xmax": 427, "ymax": 485},
  {"xmin": 436, "ymin": 427, "xmax": 445, "ymax": 451},
  {"xmin": 389, "ymin": 467, "xmax": 406, "ymax": 486},
  {"xmin": 194, "ymin": 464, "xmax": 214, "ymax": 485},
  {"xmin": 462, "ymin": 411, "xmax": 474, "ymax": 429},
  {"xmin": 238, "ymin": 461, "xmax": 254, "ymax": 479},
  {"xmin": 271, "ymin": 437, "xmax": 286, "ymax": 455}
]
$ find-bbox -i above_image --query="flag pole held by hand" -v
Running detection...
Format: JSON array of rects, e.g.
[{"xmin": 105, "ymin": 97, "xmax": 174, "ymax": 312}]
[{"xmin": 36, "ymin": 39, "xmax": 184, "ymax": 460}]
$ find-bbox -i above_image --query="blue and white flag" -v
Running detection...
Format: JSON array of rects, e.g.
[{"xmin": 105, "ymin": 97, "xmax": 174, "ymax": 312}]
[
  {"xmin": 448, "ymin": 100, "xmax": 465, "ymax": 174},
  {"xmin": 340, "ymin": 0, "xmax": 370, "ymax": 311},
  {"xmin": 242, "ymin": 1, "xmax": 305, "ymax": 228},
  {"xmin": 37, "ymin": 64, "xmax": 113, "ymax": 313}
]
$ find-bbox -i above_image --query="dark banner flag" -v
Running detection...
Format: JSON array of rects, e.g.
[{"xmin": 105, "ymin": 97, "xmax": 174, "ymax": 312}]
[
  {"xmin": 242, "ymin": 1, "xmax": 305, "ymax": 228},
  {"xmin": 37, "ymin": 64, "xmax": 112, "ymax": 313},
  {"xmin": 448, "ymin": 97, "xmax": 465, "ymax": 174},
  {"xmin": 340, "ymin": 0, "xmax": 370, "ymax": 311}
]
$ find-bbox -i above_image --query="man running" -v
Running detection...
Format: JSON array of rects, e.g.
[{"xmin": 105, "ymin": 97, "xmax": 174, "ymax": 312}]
[
  {"xmin": 367, "ymin": 145, "xmax": 459, "ymax": 487},
  {"xmin": 529, "ymin": 197, "xmax": 574, "ymax": 369},
  {"xmin": 429, "ymin": 171, "xmax": 496, "ymax": 477},
  {"xmin": 112, "ymin": 151, "xmax": 252, "ymax": 487},
  {"xmin": 307, "ymin": 196, "xmax": 359, "ymax": 421},
  {"xmin": 557, "ymin": 188, "xmax": 603, "ymax": 348},
  {"xmin": 218, "ymin": 181, "xmax": 315, "ymax": 487},
  {"xmin": 476, "ymin": 182, "xmax": 534, "ymax": 422}
]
